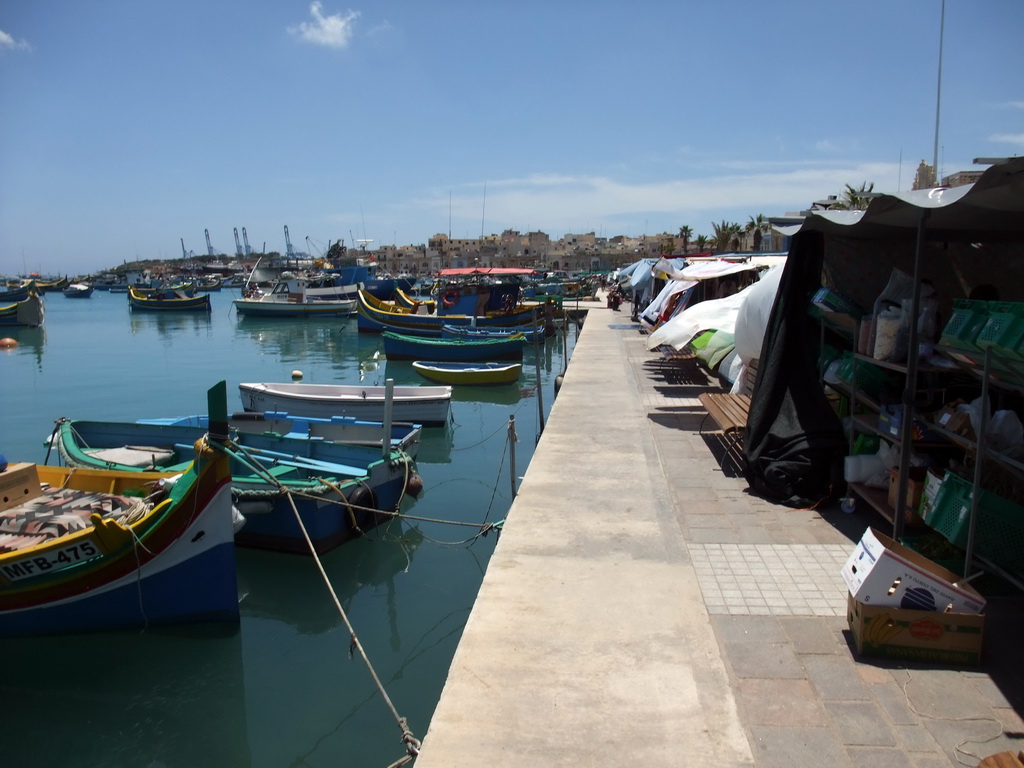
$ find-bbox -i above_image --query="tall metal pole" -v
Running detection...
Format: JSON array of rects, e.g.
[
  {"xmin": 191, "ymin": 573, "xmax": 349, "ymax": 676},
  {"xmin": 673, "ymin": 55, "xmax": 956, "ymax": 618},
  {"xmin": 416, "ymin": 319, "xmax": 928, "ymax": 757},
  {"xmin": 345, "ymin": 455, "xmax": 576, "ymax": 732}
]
[
  {"xmin": 532, "ymin": 308, "xmax": 545, "ymax": 435},
  {"xmin": 382, "ymin": 378, "xmax": 394, "ymax": 459},
  {"xmin": 932, "ymin": 0, "xmax": 945, "ymax": 181},
  {"xmin": 508, "ymin": 416, "xmax": 518, "ymax": 499}
]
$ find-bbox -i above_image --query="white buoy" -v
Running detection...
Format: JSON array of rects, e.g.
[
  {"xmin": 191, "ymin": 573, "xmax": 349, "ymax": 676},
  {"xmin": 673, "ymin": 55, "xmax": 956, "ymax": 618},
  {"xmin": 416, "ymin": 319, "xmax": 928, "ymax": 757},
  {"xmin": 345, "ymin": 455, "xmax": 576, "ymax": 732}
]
[{"xmin": 291, "ymin": 370, "xmax": 303, "ymax": 380}]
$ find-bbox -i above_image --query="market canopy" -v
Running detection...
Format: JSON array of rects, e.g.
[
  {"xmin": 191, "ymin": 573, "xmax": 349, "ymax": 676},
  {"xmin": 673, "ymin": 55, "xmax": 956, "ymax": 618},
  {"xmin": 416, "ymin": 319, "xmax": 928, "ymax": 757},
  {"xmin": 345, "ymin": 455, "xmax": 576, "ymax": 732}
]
[
  {"xmin": 438, "ymin": 267, "xmax": 538, "ymax": 276},
  {"xmin": 773, "ymin": 157, "xmax": 1024, "ymax": 241}
]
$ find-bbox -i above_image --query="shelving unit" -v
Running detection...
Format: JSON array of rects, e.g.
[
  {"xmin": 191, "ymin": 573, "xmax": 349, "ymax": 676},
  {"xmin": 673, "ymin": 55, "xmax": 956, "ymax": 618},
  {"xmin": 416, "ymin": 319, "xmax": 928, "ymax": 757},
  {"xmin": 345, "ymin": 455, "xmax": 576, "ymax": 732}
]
[
  {"xmin": 930, "ymin": 344, "xmax": 1024, "ymax": 590},
  {"xmin": 826, "ymin": 322, "xmax": 1024, "ymax": 591}
]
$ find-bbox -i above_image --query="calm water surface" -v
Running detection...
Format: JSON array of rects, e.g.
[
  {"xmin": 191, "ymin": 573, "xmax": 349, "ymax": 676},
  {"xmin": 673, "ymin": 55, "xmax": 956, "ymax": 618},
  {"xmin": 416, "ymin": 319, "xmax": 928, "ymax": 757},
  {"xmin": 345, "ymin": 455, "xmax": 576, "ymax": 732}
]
[{"xmin": 0, "ymin": 288, "xmax": 578, "ymax": 768}]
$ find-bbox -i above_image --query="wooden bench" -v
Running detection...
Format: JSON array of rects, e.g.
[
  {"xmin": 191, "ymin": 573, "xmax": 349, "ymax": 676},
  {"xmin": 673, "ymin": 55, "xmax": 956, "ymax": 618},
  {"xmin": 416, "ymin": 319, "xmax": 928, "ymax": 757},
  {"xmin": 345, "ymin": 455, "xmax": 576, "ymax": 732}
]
[
  {"xmin": 698, "ymin": 393, "xmax": 752, "ymax": 449},
  {"xmin": 697, "ymin": 358, "xmax": 758, "ymax": 460}
]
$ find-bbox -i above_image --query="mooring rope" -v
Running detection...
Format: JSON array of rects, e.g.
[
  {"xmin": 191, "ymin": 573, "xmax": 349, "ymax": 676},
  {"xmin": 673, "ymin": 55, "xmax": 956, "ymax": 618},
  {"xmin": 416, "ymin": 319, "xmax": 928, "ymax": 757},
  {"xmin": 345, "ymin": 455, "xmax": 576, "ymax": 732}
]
[{"xmin": 282, "ymin": 488, "xmax": 422, "ymax": 764}]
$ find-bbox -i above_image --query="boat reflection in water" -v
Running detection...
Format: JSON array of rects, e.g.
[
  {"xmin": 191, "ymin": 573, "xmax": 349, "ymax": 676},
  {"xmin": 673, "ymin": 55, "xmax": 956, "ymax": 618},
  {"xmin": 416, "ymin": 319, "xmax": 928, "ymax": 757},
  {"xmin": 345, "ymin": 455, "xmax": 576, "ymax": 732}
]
[
  {"xmin": 129, "ymin": 307, "xmax": 213, "ymax": 338},
  {"xmin": 3, "ymin": 627, "xmax": 251, "ymax": 768},
  {"xmin": 234, "ymin": 314, "xmax": 371, "ymax": 368},
  {"xmin": 235, "ymin": 520, "xmax": 470, "ymax": 766},
  {"xmin": 236, "ymin": 521, "xmax": 424, "ymax": 636},
  {"xmin": 0, "ymin": 325, "xmax": 46, "ymax": 369}
]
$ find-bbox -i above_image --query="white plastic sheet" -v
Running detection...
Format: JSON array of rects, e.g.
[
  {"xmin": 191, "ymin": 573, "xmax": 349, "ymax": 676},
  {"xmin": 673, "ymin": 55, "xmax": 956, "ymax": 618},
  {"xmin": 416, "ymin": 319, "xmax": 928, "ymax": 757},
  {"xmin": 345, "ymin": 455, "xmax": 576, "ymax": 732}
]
[{"xmin": 733, "ymin": 264, "xmax": 784, "ymax": 364}]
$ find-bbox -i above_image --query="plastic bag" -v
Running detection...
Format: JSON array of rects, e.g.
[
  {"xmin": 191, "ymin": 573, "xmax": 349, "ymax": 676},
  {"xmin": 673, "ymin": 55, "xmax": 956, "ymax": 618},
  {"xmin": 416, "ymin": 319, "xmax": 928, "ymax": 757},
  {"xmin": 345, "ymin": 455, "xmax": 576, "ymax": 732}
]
[{"xmin": 988, "ymin": 410, "xmax": 1023, "ymax": 451}]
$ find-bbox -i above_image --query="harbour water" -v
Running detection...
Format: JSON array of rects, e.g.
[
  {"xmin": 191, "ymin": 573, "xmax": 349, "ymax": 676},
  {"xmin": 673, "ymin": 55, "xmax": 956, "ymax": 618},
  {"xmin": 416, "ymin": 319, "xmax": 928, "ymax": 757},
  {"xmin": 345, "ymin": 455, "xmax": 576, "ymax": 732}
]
[{"xmin": 0, "ymin": 288, "xmax": 578, "ymax": 768}]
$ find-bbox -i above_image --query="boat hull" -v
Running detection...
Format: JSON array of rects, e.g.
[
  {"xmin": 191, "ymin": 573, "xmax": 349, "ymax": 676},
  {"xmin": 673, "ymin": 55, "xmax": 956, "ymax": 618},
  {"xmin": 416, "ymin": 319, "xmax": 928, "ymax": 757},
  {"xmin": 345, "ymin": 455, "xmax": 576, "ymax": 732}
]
[
  {"xmin": 0, "ymin": 490, "xmax": 238, "ymax": 637},
  {"xmin": 0, "ymin": 435, "xmax": 239, "ymax": 637},
  {"xmin": 356, "ymin": 290, "xmax": 539, "ymax": 335},
  {"xmin": 0, "ymin": 293, "xmax": 45, "ymax": 327},
  {"xmin": 128, "ymin": 287, "xmax": 211, "ymax": 311},
  {"xmin": 233, "ymin": 297, "xmax": 355, "ymax": 317},
  {"xmin": 239, "ymin": 381, "xmax": 452, "ymax": 426},
  {"xmin": 382, "ymin": 330, "xmax": 525, "ymax": 362},
  {"xmin": 412, "ymin": 361, "xmax": 522, "ymax": 385}
]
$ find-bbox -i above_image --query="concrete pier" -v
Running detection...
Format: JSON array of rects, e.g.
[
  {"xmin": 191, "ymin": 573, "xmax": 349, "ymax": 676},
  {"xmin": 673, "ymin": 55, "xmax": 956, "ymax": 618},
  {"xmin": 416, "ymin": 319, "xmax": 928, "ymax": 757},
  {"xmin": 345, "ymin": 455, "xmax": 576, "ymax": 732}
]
[{"xmin": 414, "ymin": 296, "xmax": 1024, "ymax": 767}]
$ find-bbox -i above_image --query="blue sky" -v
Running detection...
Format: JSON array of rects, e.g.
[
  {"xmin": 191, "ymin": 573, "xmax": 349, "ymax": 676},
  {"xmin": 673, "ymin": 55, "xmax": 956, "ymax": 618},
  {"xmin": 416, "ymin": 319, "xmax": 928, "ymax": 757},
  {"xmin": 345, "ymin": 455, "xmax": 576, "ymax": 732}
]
[{"xmin": 1, "ymin": 0, "xmax": 1022, "ymax": 275}]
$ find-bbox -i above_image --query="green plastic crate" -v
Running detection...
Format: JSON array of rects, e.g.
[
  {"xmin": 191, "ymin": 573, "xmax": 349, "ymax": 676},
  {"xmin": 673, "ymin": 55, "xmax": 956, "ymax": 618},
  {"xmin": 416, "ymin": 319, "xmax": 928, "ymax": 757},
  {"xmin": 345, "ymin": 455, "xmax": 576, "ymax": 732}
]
[
  {"xmin": 975, "ymin": 301, "xmax": 1024, "ymax": 361},
  {"xmin": 938, "ymin": 299, "xmax": 989, "ymax": 352},
  {"xmin": 925, "ymin": 472, "xmax": 974, "ymax": 548},
  {"xmin": 925, "ymin": 470, "xmax": 1024, "ymax": 578}
]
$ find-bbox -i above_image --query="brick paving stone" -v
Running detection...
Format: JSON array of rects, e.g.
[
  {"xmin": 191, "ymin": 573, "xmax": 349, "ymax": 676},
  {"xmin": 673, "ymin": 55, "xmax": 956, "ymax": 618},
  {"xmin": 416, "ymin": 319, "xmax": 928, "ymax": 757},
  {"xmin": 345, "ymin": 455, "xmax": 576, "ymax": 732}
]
[
  {"xmin": 825, "ymin": 701, "xmax": 898, "ymax": 746},
  {"xmin": 804, "ymin": 655, "xmax": 872, "ymax": 701},
  {"xmin": 749, "ymin": 726, "xmax": 848, "ymax": 768},
  {"xmin": 737, "ymin": 679, "xmax": 829, "ymax": 727}
]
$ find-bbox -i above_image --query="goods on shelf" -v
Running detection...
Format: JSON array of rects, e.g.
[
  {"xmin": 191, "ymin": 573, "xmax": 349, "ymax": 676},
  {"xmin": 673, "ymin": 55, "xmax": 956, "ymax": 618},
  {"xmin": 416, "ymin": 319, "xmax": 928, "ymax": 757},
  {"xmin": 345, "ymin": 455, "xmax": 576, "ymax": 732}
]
[{"xmin": 925, "ymin": 471, "xmax": 1024, "ymax": 579}]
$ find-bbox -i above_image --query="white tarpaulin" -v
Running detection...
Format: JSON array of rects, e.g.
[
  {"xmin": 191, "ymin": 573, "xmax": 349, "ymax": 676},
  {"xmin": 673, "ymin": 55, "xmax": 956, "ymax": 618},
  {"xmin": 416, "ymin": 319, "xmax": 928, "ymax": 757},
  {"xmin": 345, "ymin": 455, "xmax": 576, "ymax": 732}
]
[
  {"xmin": 645, "ymin": 281, "xmax": 753, "ymax": 352},
  {"xmin": 679, "ymin": 260, "xmax": 759, "ymax": 281},
  {"xmin": 733, "ymin": 264, "xmax": 784, "ymax": 363},
  {"xmin": 639, "ymin": 279, "xmax": 696, "ymax": 329}
]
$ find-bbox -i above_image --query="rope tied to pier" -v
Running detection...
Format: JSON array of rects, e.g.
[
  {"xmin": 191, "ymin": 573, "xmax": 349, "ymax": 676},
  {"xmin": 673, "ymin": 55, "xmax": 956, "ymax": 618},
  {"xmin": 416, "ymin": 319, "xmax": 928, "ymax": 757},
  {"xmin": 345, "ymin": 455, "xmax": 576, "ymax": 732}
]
[{"xmin": 280, "ymin": 487, "xmax": 423, "ymax": 767}]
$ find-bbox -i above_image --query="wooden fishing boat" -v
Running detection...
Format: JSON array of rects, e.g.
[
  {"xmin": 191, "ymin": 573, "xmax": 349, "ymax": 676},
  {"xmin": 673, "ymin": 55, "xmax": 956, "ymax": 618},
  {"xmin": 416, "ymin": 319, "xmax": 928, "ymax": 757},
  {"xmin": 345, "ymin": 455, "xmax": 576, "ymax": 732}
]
[
  {"xmin": 412, "ymin": 361, "xmax": 522, "ymax": 386},
  {"xmin": 49, "ymin": 416, "xmax": 421, "ymax": 555},
  {"xmin": 128, "ymin": 286, "xmax": 211, "ymax": 312},
  {"xmin": 393, "ymin": 288, "xmax": 436, "ymax": 314},
  {"xmin": 34, "ymin": 276, "xmax": 69, "ymax": 293},
  {"xmin": 356, "ymin": 290, "xmax": 539, "ymax": 335},
  {"xmin": 441, "ymin": 322, "xmax": 551, "ymax": 344},
  {"xmin": 62, "ymin": 283, "xmax": 94, "ymax": 298},
  {"xmin": 0, "ymin": 280, "xmax": 36, "ymax": 302},
  {"xmin": 137, "ymin": 411, "xmax": 422, "ymax": 458},
  {"xmin": 195, "ymin": 277, "xmax": 223, "ymax": 292},
  {"xmin": 233, "ymin": 274, "xmax": 356, "ymax": 318},
  {"xmin": 0, "ymin": 385, "xmax": 239, "ymax": 637},
  {"xmin": 239, "ymin": 381, "xmax": 452, "ymax": 426},
  {"xmin": 0, "ymin": 292, "xmax": 45, "ymax": 327},
  {"xmin": 382, "ymin": 330, "xmax": 525, "ymax": 362}
]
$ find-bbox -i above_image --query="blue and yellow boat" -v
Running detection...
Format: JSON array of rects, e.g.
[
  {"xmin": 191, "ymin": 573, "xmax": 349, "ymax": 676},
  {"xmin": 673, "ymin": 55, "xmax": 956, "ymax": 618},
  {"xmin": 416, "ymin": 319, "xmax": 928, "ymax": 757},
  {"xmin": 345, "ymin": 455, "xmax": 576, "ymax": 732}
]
[{"xmin": 0, "ymin": 383, "xmax": 239, "ymax": 637}]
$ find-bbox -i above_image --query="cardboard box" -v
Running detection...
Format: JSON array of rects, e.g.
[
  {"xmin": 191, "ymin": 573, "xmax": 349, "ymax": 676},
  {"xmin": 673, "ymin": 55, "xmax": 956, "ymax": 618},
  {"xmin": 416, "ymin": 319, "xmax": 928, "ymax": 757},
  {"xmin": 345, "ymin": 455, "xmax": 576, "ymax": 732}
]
[
  {"xmin": 0, "ymin": 462, "xmax": 42, "ymax": 513},
  {"xmin": 933, "ymin": 399, "xmax": 975, "ymax": 440},
  {"xmin": 878, "ymin": 404, "xmax": 940, "ymax": 442},
  {"xmin": 918, "ymin": 468, "xmax": 944, "ymax": 520},
  {"xmin": 841, "ymin": 527, "xmax": 986, "ymax": 614},
  {"xmin": 847, "ymin": 593, "xmax": 984, "ymax": 666},
  {"xmin": 887, "ymin": 467, "xmax": 926, "ymax": 512}
]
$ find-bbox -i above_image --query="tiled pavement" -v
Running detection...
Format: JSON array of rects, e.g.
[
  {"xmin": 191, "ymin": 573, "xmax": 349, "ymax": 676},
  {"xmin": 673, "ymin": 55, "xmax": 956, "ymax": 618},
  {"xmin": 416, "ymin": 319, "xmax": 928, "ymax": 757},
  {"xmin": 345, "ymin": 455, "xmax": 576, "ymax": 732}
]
[
  {"xmin": 628, "ymin": 313, "xmax": 1024, "ymax": 768},
  {"xmin": 416, "ymin": 297, "xmax": 1024, "ymax": 768}
]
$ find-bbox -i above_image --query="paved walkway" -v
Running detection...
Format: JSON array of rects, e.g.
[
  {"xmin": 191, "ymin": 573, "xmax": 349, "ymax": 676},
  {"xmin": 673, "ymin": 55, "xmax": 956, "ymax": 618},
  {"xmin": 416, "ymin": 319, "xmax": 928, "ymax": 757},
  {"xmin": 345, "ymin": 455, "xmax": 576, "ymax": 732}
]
[{"xmin": 414, "ymin": 296, "xmax": 1024, "ymax": 767}]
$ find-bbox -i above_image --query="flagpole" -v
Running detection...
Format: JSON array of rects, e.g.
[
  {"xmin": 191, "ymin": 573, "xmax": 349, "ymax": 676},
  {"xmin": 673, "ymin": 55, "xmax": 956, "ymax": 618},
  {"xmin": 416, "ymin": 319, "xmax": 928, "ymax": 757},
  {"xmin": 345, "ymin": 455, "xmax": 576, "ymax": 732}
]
[{"xmin": 932, "ymin": 0, "xmax": 945, "ymax": 183}]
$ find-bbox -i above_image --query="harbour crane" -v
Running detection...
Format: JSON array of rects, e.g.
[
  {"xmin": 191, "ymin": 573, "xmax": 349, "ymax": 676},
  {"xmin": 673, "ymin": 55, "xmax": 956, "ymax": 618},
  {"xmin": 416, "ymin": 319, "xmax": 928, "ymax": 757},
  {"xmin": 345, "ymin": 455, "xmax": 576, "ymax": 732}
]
[
  {"xmin": 242, "ymin": 227, "xmax": 253, "ymax": 256},
  {"xmin": 233, "ymin": 228, "xmax": 244, "ymax": 257},
  {"xmin": 204, "ymin": 229, "xmax": 216, "ymax": 256},
  {"xmin": 284, "ymin": 225, "xmax": 295, "ymax": 258}
]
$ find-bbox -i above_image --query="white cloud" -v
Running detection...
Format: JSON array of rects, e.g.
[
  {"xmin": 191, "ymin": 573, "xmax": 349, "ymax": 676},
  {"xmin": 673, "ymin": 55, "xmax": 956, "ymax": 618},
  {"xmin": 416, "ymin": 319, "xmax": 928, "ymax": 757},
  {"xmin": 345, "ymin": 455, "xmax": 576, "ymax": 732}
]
[
  {"xmin": 0, "ymin": 28, "xmax": 32, "ymax": 52},
  {"xmin": 288, "ymin": 3, "xmax": 359, "ymax": 49},
  {"xmin": 989, "ymin": 133, "xmax": 1024, "ymax": 146},
  {"xmin": 406, "ymin": 162, "xmax": 902, "ymax": 235},
  {"xmin": 997, "ymin": 101, "xmax": 1024, "ymax": 110}
]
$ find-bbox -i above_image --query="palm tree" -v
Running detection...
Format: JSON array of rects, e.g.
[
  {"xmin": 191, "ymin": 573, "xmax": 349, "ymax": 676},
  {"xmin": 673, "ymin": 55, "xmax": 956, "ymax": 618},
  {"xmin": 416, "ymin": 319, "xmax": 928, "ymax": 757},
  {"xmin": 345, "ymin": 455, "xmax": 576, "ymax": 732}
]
[
  {"xmin": 728, "ymin": 223, "xmax": 742, "ymax": 252},
  {"xmin": 711, "ymin": 220, "xmax": 731, "ymax": 252},
  {"xmin": 677, "ymin": 225, "xmax": 693, "ymax": 254},
  {"xmin": 711, "ymin": 220, "xmax": 743, "ymax": 253},
  {"xmin": 694, "ymin": 235, "xmax": 709, "ymax": 252},
  {"xmin": 835, "ymin": 182, "xmax": 876, "ymax": 211},
  {"xmin": 745, "ymin": 214, "xmax": 768, "ymax": 252}
]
